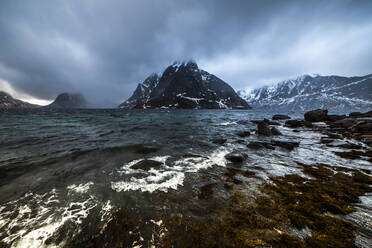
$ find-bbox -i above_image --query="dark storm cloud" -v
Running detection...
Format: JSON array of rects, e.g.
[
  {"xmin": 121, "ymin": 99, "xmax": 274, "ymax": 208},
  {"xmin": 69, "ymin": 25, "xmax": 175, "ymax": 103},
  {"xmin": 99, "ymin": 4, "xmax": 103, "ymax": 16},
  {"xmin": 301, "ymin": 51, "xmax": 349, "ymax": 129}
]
[{"xmin": 0, "ymin": 0, "xmax": 371, "ymax": 106}]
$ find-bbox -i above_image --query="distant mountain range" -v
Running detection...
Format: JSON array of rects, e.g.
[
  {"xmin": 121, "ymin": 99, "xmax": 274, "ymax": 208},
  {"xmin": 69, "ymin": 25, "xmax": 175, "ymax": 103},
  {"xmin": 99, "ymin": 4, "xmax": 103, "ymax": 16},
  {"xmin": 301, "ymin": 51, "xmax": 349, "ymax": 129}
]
[
  {"xmin": 0, "ymin": 91, "xmax": 39, "ymax": 108},
  {"xmin": 0, "ymin": 92, "xmax": 87, "ymax": 109},
  {"xmin": 119, "ymin": 61, "xmax": 250, "ymax": 109},
  {"xmin": 2, "ymin": 70, "xmax": 371, "ymax": 111},
  {"xmin": 238, "ymin": 74, "xmax": 372, "ymax": 112}
]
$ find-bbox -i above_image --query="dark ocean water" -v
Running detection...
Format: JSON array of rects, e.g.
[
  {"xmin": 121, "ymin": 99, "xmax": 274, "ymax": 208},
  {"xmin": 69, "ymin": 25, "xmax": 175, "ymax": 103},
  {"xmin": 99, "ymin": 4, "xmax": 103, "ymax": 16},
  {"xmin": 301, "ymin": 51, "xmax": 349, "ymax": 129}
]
[{"xmin": 0, "ymin": 109, "xmax": 371, "ymax": 247}]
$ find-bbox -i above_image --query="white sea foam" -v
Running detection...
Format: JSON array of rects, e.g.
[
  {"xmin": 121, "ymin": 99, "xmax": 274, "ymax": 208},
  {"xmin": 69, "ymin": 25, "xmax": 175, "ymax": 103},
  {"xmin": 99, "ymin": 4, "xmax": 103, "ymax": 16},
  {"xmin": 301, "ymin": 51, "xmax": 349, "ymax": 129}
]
[
  {"xmin": 111, "ymin": 148, "xmax": 230, "ymax": 193},
  {"xmin": 67, "ymin": 181, "xmax": 94, "ymax": 194},
  {"xmin": 0, "ymin": 181, "xmax": 113, "ymax": 248}
]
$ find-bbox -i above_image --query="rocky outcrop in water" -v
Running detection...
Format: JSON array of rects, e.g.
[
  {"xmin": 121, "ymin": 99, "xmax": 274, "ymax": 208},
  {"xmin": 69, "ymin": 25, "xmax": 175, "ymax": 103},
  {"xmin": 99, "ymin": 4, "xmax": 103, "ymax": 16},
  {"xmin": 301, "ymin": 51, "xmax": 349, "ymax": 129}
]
[
  {"xmin": 0, "ymin": 91, "xmax": 39, "ymax": 108},
  {"xmin": 46, "ymin": 93, "xmax": 87, "ymax": 109},
  {"xmin": 119, "ymin": 61, "xmax": 251, "ymax": 109}
]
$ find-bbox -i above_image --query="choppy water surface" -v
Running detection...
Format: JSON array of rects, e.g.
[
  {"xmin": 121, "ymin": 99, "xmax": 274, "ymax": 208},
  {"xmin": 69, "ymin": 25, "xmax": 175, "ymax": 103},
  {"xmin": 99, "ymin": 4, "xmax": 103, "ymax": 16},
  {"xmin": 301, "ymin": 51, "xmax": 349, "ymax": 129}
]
[{"xmin": 0, "ymin": 109, "xmax": 370, "ymax": 247}]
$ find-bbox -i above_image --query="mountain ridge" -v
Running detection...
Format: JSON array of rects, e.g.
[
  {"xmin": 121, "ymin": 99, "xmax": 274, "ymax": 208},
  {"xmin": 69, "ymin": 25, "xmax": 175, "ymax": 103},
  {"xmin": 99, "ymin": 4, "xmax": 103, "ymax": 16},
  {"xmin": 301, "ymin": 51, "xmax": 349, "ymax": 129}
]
[
  {"xmin": 238, "ymin": 73, "xmax": 372, "ymax": 112},
  {"xmin": 0, "ymin": 91, "xmax": 39, "ymax": 108}
]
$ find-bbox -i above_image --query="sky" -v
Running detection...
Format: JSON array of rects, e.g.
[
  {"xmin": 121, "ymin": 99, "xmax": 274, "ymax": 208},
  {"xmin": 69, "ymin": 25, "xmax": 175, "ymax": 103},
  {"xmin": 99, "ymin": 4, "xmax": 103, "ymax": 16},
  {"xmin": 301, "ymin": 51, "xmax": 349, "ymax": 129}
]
[{"xmin": 0, "ymin": 0, "xmax": 371, "ymax": 106}]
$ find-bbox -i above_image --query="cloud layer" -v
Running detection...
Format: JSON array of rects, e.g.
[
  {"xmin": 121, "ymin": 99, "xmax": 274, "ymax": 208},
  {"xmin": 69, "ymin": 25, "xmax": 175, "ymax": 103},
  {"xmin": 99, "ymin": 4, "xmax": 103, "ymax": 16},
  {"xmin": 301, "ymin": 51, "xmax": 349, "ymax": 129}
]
[{"xmin": 0, "ymin": 0, "xmax": 371, "ymax": 106}]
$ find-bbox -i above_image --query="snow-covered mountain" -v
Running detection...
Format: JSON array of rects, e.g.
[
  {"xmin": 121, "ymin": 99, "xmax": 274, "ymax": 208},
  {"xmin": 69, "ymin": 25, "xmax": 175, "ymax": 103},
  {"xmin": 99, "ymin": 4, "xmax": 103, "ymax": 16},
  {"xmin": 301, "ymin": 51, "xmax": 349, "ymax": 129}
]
[
  {"xmin": 119, "ymin": 61, "xmax": 250, "ymax": 109},
  {"xmin": 238, "ymin": 74, "xmax": 372, "ymax": 112},
  {"xmin": 0, "ymin": 91, "xmax": 39, "ymax": 108}
]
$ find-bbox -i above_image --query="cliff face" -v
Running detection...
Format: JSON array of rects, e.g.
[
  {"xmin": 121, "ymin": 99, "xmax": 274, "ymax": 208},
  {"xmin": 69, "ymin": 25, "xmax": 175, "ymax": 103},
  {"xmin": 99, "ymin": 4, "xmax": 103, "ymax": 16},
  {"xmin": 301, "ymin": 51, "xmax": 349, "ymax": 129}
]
[{"xmin": 119, "ymin": 61, "xmax": 250, "ymax": 109}]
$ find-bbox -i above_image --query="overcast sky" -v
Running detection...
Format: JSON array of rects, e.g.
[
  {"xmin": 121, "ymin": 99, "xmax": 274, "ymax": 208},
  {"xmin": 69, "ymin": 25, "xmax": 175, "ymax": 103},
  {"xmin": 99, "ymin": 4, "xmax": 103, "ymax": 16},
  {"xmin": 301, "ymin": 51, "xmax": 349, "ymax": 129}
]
[{"xmin": 0, "ymin": 0, "xmax": 371, "ymax": 106}]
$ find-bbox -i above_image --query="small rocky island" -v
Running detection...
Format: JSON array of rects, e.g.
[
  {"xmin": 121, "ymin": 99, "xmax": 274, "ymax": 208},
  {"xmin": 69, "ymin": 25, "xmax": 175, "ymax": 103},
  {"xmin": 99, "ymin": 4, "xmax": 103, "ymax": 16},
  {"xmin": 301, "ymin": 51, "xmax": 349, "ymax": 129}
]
[
  {"xmin": 119, "ymin": 61, "xmax": 251, "ymax": 109},
  {"xmin": 46, "ymin": 93, "xmax": 87, "ymax": 109}
]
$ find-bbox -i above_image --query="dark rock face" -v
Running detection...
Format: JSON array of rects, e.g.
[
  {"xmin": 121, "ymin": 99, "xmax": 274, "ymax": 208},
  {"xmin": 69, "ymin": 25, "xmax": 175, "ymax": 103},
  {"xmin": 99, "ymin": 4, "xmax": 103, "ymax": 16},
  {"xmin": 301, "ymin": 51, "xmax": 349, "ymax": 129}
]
[
  {"xmin": 236, "ymin": 131, "xmax": 251, "ymax": 137},
  {"xmin": 47, "ymin": 93, "xmax": 87, "ymax": 109},
  {"xmin": 131, "ymin": 160, "xmax": 163, "ymax": 170},
  {"xmin": 257, "ymin": 121, "xmax": 272, "ymax": 136},
  {"xmin": 119, "ymin": 61, "xmax": 251, "ymax": 109},
  {"xmin": 225, "ymin": 152, "xmax": 248, "ymax": 163},
  {"xmin": 247, "ymin": 141, "xmax": 275, "ymax": 150},
  {"xmin": 326, "ymin": 114, "xmax": 346, "ymax": 122},
  {"xmin": 271, "ymin": 127, "xmax": 282, "ymax": 135},
  {"xmin": 212, "ymin": 138, "xmax": 227, "ymax": 145},
  {"xmin": 238, "ymin": 73, "xmax": 372, "ymax": 112},
  {"xmin": 284, "ymin": 120, "xmax": 302, "ymax": 128},
  {"xmin": 272, "ymin": 114, "xmax": 291, "ymax": 120},
  {"xmin": 349, "ymin": 110, "xmax": 372, "ymax": 118},
  {"xmin": 0, "ymin": 91, "xmax": 39, "ymax": 108},
  {"xmin": 272, "ymin": 140, "xmax": 300, "ymax": 151},
  {"xmin": 304, "ymin": 109, "xmax": 328, "ymax": 122}
]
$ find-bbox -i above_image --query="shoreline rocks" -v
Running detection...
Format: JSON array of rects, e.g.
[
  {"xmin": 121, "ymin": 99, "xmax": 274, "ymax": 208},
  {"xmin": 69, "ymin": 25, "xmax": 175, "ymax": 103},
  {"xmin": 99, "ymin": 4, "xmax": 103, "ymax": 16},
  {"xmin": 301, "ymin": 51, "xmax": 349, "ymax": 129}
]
[{"xmin": 272, "ymin": 114, "xmax": 291, "ymax": 120}]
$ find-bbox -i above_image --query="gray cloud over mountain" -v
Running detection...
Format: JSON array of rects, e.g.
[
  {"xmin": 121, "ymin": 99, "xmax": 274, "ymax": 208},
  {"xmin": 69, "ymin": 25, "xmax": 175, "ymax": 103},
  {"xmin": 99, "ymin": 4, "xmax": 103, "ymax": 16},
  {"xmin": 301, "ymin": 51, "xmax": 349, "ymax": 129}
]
[{"xmin": 0, "ymin": 0, "xmax": 371, "ymax": 106}]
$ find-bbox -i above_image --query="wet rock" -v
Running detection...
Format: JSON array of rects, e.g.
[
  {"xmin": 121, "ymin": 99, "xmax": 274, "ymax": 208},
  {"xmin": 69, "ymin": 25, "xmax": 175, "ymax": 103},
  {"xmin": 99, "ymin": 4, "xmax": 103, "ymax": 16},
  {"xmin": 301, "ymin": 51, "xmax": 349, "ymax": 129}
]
[
  {"xmin": 212, "ymin": 138, "xmax": 227, "ymax": 144},
  {"xmin": 247, "ymin": 141, "xmax": 275, "ymax": 150},
  {"xmin": 320, "ymin": 137, "xmax": 334, "ymax": 144},
  {"xmin": 271, "ymin": 127, "xmax": 282, "ymax": 135},
  {"xmin": 337, "ymin": 143, "xmax": 363, "ymax": 150},
  {"xmin": 272, "ymin": 114, "xmax": 291, "ymax": 120},
  {"xmin": 236, "ymin": 131, "xmax": 251, "ymax": 138},
  {"xmin": 225, "ymin": 152, "xmax": 248, "ymax": 163},
  {"xmin": 304, "ymin": 109, "xmax": 328, "ymax": 122},
  {"xmin": 247, "ymin": 142, "xmax": 265, "ymax": 149},
  {"xmin": 350, "ymin": 121, "xmax": 372, "ymax": 135},
  {"xmin": 326, "ymin": 132, "xmax": 343, "ymax": 139},
  {"xmin": 326, "ymin": 114, "xmax": 346, "ymax": 122},
  {"xmin": 236, "ymin": 120, "xmax": 251, "ymax": 125},
  {"xmin": 304, "ymin": 121, "xmax": 313, "ymax": 128},
  {"xmin": 360, "ymin": 135, "xmax": 372, "ymax": 146},
  {"xmin": 183, "ymin": 153, "xmax": 209, "ymax": 159},
  {"xmin": 131, "ymin": 159, "xmax": 163, "ymax": 170},
  {"xmin": 257, "ymin": 121, "xmax": 272, "ymax": 136},
  {"xmin": 349, "ymin": 112, "xmax": 362, "ymax": 117},
  {"xmin": 284, "ymin": 120, "xmax": 305, "ymax": 128},
  {"xmin": 349, "ymin": 110, "xmax": 372, "ymax": 118},
  {"xmin": 199, "ymin": 183, "xmax": 217, "ymax": 199},
  {"xmin": 251, "ymin": 119, "xmax": 279, "ymax": 125},
  {"xmin": 334, "ymin": 151, "xmax": 362, "ymax": 160},
  {"xmin": 272, "ymin": 140, "xmax": 300, "ymax": 151},
  {"xmin": 234, "ymin": 139, "xmax": 246, "ymax": 144}
]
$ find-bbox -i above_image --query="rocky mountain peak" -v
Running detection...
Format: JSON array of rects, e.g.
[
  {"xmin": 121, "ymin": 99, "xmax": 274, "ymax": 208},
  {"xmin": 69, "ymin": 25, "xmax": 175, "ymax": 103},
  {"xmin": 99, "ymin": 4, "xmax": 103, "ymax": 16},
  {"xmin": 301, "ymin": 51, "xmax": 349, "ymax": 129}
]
[{"xmin": 119, "ymin": 62, "xmax": 250, "ymax": 109}]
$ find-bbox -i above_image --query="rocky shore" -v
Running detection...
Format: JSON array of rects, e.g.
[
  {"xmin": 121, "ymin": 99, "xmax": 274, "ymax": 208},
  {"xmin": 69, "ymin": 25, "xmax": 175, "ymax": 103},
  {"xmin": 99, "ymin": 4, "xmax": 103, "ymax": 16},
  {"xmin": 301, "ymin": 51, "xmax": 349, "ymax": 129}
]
[{"xmin": 43, "ymin": 109, "xmax": 372, "ymax": 248}]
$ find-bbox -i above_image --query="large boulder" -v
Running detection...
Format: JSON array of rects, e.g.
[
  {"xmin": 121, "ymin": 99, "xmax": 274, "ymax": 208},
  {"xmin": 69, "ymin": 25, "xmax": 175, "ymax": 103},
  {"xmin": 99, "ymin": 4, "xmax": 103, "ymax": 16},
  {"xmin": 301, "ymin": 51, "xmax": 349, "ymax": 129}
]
[
  {"xmin": 131, "ymin": 160, "xmax": 163, "ymax": 170},
  {"xmin": 284, "ymin": 120, "xmax": 313, "ymax": 128},
  {"xmin": 272, "ymin": 114, "xmax": 291, "ymax": 120},
  {"xmin": 225, "ymin": 152, "xmax": 248, "ymax": 163},
  {"xmin": 271, "ymin": 127, "xmax": 282, "ymax": 135},
  {"xmin": 257, "ymin": 121, "xmax": 272, "ymax": 136},
  {"xmin": 236, "ymin": 131, "xmax": 251, "ymax": 137},
  {"xmin": 304, "ymin": 109, "xmax": 328, "ymax": 122}
]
